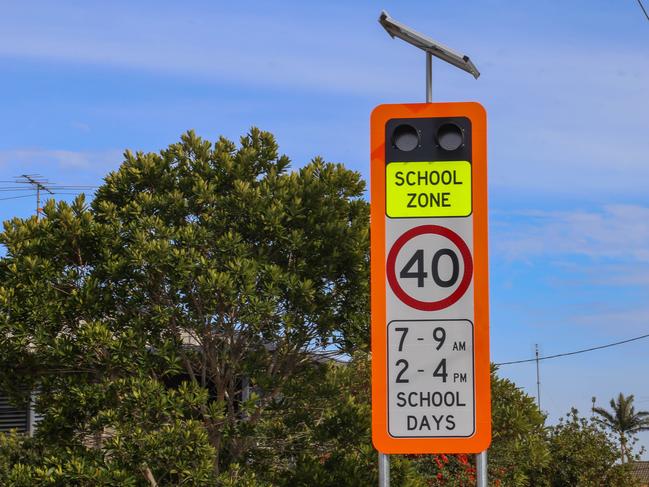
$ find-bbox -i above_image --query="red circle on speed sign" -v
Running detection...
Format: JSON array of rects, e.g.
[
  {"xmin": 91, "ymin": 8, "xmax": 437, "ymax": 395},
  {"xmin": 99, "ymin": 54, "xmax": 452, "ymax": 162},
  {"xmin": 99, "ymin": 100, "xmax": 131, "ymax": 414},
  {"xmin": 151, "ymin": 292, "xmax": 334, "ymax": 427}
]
[{"xmin": 386, "ymin": 225, "xmax": 473, "ymax": 311}]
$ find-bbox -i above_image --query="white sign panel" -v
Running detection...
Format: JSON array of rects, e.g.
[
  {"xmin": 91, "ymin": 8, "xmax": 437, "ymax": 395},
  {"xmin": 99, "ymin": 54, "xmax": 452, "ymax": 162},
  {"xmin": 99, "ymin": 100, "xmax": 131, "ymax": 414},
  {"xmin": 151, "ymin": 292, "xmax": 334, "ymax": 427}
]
[{"xmin": 385, "ymin": 217, "xmax": 475, "ymax": 439}]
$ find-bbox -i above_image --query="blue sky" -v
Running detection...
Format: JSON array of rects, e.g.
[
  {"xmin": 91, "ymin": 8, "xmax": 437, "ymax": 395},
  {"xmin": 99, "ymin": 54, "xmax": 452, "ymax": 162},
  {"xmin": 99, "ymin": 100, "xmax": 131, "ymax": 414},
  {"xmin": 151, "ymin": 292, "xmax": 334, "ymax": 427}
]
[{"xmin": 1, "ymin": 0, "xmax": 649, "ymax": 455}]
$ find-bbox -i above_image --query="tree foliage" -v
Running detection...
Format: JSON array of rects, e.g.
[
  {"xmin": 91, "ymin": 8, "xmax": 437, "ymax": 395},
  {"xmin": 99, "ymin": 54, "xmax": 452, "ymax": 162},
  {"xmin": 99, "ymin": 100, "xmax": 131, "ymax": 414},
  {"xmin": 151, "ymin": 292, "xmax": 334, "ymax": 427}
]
[
  {"xmin": 252, "ymin": 352, "xmax": 425, "ymax": 487},
  {"xmin": 544, "ymin": 409, "xmax": 635, "ymax": 487},
  {"xmin": 487, "ymin": 369, "xmax": 549, "ymax": 485},
  {"xmin": 0, "ymin": 129, "xmax": 368, "ymax": 484},
  {"xmin": 593, "ymin": 393, "xmax": 649, "ymax": 463}
]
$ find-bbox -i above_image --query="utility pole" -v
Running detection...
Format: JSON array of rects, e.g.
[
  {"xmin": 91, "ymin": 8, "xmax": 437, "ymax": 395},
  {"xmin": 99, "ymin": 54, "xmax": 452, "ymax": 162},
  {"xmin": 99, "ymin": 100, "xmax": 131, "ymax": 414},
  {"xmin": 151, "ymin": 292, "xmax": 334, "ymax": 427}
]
[
  {"xmin": 18, "ymin": 175, "xmax": 53, "ymax": 220},
  {"xmin": 535, "ymin": 344, "xmax": 541, "ymax": 410}
]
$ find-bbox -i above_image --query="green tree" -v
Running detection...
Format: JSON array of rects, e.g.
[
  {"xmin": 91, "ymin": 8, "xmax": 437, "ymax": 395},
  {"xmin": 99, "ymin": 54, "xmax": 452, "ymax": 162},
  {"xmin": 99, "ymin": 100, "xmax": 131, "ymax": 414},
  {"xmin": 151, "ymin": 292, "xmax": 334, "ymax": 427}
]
[
  {"xmin": 0, "ymin": 128, "xmax": 369, "ymax": 484},
  {"xmin": 545, "ymin": 409, "xmax": 635, "ymax": 487},
  {"xmin": 593, "ymin": 393, "xmax": 649, "ymax": 463},
  {"xmin": 487, "ymin": 369, "xmax": 550, "ymax": 486},
  {"xmin": 0, "ymin": 379, "xmax": 216, "ymax": 486},
  {"xmin": 253, "ymin": 352, "xmax": 426, "ymax": 486}
]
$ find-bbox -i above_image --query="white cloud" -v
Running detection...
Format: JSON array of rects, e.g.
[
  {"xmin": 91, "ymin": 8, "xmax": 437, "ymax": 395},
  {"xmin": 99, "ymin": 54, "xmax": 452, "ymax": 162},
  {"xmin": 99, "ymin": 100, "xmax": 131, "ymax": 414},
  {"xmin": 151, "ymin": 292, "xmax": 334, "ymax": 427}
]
[
  {"xmin": 0, "ymin": 1, "xmax": 646, "ymax": 101},
  {"xmin": 550, "ymin": 261, "xmax": 649, "ymax": 288},
  {"xmin": 0, "ymin": 149, "xmax": 122, "ymax": 177},
  {"xmin": 0, "ymin": 1, "xmax": 647, "ymax": 197},
  {"xmin": 570, "ymin": 306, "xmax": 649, "ymax": 330},
  {"xmin": 494, "ymin": 205, "xmax": 649, "ymax": 263},
  {"xmin": 0, "ymin": 3, "xmax": 403, "ymax": 96}
]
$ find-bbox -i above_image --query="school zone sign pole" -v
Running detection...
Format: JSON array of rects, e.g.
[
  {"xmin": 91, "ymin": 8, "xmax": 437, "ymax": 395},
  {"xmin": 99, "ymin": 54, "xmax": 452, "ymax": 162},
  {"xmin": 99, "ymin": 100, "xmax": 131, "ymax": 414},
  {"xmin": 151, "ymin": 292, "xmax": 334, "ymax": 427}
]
[{"xmin": 372, "ymin": 12, "xmax": 490, "ymax": 487}]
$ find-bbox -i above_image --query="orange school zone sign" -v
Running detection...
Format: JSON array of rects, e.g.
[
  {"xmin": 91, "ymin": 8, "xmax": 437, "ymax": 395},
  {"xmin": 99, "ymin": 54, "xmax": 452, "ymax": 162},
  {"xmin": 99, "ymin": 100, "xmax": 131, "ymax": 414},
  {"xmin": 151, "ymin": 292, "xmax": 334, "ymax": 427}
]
[{"xmin": 370, "ymin": 102, "xmax": 491, "ymax": 454}]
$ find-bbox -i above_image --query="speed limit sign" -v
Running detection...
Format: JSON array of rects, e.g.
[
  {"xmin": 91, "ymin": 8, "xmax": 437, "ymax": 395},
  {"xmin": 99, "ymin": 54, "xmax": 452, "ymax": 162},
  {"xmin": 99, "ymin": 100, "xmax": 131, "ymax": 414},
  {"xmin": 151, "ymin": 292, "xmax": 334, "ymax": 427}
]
[
  {"xmin": 386, "ymin": 224, "xmax": 473, "ymax": 312},
  {"xmin": 370, "ymin": 102, "xmax": 491, "ymax": 453}
]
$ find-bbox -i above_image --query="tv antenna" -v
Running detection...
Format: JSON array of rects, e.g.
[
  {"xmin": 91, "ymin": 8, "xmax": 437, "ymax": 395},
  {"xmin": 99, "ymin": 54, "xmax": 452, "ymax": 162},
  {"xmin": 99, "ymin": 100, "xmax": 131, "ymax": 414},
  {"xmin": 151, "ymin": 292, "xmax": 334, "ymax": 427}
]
[{"xmin": 16, "ymin": 174, "xmax": 54, "ymax": 220}]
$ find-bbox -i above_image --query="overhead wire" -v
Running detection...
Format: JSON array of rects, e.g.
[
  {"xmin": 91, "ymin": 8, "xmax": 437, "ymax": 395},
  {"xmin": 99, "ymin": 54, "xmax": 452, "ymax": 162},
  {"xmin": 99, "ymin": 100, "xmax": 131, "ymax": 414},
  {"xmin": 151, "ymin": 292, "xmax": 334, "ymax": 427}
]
[
  {"xmin": 0, "ymin": 184, "xmax": 98, "ymax": 226},
  {"xmin": 637, "ymin": 0, "xmax": 649, "ymax": 21},
  {"xmin": 496, "ymin": 332, "xmax": 649, "ymax": 366},
  {"xmin": 0, "ymin": 188, "xmax": 41, "ymax": 192},
  {"xmin": 0, "ymin": 180, "xmax": 98, "ymax": 201},
  {"xmin": 0, "ymin": 194, "xmax": 38, "ymax": 201}
]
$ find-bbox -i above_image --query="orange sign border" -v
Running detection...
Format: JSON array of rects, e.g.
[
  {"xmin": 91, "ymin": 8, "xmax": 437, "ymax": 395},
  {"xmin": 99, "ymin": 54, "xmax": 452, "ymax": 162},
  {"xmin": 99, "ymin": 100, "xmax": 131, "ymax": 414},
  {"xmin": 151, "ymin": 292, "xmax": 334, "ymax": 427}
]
[{"xmin": 370, "ymin": 102, "xmax": 491, "ymax": 454}]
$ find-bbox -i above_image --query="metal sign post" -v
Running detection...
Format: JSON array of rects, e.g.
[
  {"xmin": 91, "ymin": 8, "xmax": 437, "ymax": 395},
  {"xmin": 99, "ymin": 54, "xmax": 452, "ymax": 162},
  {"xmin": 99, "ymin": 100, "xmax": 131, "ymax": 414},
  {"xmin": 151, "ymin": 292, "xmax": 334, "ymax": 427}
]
[
  {"xmin": 374, "ymin": 11, "xmax": 490, "ymax": 487},
  {"xmin": 426, "ymin": 52, "xmax": 432, "ymax": 103},
  {"xmin": 379, "ymin": 452, "xmax": 390, "ymax": 487},
  {"xmin": 476, "ymin": 450, "xmax": 488, "ymax": 487}
]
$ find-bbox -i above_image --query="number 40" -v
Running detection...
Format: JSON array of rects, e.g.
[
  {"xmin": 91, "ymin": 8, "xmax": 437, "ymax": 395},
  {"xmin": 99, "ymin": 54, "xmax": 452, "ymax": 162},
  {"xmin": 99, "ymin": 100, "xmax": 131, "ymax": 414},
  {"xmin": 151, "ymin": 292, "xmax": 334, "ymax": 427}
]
[{"xmin": 400, "ymin": 248, "xmax": 459, "ymax": 288}]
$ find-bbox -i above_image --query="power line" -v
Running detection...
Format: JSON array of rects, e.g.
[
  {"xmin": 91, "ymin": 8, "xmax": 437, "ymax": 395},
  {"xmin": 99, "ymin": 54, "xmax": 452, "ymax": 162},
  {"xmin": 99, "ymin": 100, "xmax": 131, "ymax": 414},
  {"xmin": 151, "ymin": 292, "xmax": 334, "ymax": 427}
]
[
  {"xmin": 496, "ymin": 332, "xmax": 649, "ymax": 366},
  {"xmin": 0, "ymin": 187, "xmax": 97, "ymax": 192},
  {"xmin": 2, "ymin": 176, "xmax": 98, "ymax": 217},
  {"xmin": 535, "ymin": 344, "xmax": 541, "ymax": 409},
  {"xmin": 0, "ymin": 194, "xmax": 38, "ymax": 201},
  {"xmin": 49, "ymin": 185, "xmax": 98, "ymax": 188},
  {"xmin": 0, "ymin": 185, "xmax": 97, "ymax": 192},
  {"xmin": 0, "ymin": 188, "xmax": 41, "ymax": 192},
  {"xmin": 637, "ymin": 0, "xmax": 649, "ymax": 21}
]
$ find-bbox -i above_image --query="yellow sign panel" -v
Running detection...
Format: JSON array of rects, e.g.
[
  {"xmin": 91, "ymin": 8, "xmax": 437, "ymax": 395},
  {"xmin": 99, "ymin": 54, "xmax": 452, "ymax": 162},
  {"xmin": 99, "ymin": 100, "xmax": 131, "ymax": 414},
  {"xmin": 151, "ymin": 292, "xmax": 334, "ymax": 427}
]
[{"xmin": 386, "ymin": 161, "xmax": 472, "ymax": 217}]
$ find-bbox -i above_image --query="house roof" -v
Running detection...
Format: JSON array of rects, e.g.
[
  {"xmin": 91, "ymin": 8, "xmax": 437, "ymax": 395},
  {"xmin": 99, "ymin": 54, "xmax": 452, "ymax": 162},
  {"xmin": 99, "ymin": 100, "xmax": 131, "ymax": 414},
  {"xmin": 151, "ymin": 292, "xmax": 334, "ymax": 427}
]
[{"xmin": 630, "ymin": 461, "xmax": 649, "ymax": 482}]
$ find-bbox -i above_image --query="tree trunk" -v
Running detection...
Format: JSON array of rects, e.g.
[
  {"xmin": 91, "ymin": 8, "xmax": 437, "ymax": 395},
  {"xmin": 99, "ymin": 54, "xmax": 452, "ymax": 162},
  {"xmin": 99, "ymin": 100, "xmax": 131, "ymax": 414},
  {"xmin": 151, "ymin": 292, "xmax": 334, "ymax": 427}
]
[{"xmin": 141, "ymin": 465, "xmax": 158, "ymax": 487}]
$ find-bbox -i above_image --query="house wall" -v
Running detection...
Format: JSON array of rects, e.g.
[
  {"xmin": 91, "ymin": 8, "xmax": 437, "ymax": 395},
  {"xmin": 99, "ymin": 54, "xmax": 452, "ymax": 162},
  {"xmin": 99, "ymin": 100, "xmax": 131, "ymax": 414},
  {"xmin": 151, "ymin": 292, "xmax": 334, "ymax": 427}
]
[{"xmin": 0, "ymin": 392, "xmax": 29, "ymax": 433}]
